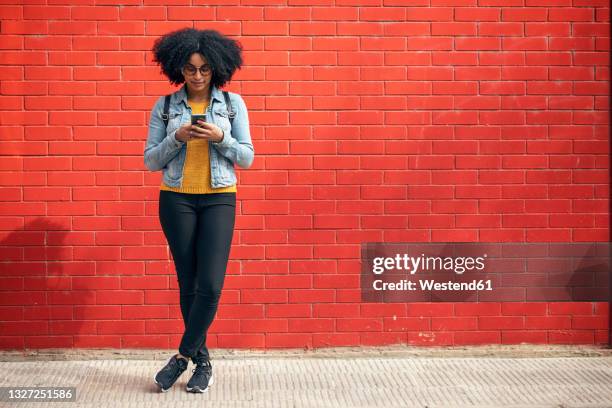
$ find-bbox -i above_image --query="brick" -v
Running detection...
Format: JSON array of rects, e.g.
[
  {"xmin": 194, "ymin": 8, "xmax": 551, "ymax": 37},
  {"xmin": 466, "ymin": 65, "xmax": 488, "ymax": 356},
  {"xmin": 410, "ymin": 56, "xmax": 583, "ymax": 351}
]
[{"xmin": 0, "ymin": 3, "xmax": 607, "ymax": 351}]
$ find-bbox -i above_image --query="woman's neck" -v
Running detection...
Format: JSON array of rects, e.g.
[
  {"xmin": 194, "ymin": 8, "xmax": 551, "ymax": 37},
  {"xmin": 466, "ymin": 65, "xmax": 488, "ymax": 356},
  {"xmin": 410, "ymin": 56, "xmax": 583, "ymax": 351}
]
[{"xmin": 186, "ymin": 85, "xmax": 211, "ymax": 102}]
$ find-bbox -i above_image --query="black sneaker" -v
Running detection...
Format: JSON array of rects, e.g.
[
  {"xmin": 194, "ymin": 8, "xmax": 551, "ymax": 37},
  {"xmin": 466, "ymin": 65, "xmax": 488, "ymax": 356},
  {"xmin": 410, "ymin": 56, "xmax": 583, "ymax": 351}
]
[
  {"xmin": 185, "ymin": 359, "xmax": 214, "ymax": 393},
  {"xmin": 153, "ymin": 354, "xmax": 189, "ymax": 392}
]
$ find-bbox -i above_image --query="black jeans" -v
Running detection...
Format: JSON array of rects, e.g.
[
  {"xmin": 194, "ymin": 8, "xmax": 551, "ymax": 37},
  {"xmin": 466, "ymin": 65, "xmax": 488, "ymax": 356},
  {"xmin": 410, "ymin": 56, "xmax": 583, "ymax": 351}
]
[{"xmin": 158, "ymin": 190, "xmax": 236, "ymax": 363}]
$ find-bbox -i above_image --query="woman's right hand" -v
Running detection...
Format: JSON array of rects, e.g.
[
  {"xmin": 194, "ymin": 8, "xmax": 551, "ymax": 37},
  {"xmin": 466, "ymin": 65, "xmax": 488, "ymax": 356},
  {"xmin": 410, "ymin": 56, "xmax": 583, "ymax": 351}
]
[{"xmin": 175, "ymin": 124, "xmax": 193, "ymax": 143}]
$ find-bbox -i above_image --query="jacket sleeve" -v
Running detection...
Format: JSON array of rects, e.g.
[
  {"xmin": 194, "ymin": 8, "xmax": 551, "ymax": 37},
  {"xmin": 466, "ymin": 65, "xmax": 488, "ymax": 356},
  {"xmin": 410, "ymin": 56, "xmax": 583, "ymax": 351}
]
[
  {"xmin": 143, "ymin": 96, "xmax": 185, "ymax": 172},
  {"xmin": 211, "ymin": 93, "xmax": 255, "ymax": 169}
]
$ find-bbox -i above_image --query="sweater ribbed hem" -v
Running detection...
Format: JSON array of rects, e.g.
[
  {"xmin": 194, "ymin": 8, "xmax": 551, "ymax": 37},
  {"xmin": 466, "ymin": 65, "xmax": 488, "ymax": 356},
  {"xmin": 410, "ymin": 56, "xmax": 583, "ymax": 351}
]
[{"xmin": 160, "ymin": 182, "xmax": 237, "ymax": 194}]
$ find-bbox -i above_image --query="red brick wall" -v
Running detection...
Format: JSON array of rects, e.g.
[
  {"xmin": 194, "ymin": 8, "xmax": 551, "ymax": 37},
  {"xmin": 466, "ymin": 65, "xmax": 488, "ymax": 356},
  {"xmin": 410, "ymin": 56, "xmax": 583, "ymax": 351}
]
[{"xmin": 0, "ymin": 3, "xmax": 609, "ymax": 350}]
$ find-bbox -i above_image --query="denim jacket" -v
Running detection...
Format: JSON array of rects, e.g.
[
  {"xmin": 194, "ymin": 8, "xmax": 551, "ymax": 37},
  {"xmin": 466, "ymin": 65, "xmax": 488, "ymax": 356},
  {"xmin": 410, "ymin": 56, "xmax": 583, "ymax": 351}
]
[{"xmin": 144, "ymin": 83, "xmax": 254, "ymax": 188}]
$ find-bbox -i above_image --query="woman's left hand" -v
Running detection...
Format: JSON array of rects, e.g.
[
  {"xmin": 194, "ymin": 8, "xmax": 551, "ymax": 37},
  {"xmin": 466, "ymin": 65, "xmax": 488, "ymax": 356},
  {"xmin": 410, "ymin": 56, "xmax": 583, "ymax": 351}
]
[{"xmin": 189, "ymin": 120, "xmax": 224, "ymax": 143}]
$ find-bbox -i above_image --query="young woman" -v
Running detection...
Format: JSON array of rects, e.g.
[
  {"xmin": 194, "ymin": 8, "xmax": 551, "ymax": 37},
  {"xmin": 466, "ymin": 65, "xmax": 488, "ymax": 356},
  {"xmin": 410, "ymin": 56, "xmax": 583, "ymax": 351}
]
[{"xmin": 144, "ymin": 28, "xmax": 254, "ymax": 393}]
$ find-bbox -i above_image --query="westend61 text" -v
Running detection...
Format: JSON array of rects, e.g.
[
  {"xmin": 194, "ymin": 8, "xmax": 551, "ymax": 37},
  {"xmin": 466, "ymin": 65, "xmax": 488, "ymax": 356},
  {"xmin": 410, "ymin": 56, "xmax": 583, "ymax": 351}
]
[{"xmin": 372, "ymin": 279, "xmax": 493, "ymax": 291}]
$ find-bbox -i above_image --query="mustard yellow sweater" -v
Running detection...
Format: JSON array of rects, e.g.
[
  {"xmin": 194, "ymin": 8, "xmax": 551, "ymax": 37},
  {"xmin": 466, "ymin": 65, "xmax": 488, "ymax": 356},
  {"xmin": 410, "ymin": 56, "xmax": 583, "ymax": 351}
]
[{"xmin": 160, "ymin": 99, "xmax": 237, "ymax": 194}]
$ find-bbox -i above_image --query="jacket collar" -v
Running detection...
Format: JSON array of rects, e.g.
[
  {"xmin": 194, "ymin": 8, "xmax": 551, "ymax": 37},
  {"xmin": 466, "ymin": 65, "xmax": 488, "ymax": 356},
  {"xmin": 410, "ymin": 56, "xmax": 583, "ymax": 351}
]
[{"xmin": 174, "ymin": 83, "xmax": 223, "ymax": 106}]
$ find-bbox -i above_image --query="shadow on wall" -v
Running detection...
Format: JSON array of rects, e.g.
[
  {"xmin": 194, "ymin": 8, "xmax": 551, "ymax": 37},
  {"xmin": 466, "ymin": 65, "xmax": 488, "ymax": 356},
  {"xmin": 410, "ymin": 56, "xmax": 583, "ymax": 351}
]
[
  {"xmin": 0, "ymin": 218, "xmax": 86, "ymax": 350},
  {"xmin": 0, "ymin": 217, "xmax": 180, "ymax": 352}
]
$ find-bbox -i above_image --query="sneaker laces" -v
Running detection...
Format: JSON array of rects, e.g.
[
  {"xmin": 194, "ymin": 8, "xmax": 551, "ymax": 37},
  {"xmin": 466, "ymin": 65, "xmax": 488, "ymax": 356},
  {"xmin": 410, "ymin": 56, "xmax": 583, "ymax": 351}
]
[
  {"xmin": 168, "ymin": 355, "xmax": 187, "ymax": 375},
  {"xmin": 192, "ymin": 360, "xmax": 212, "ymax": 377},
  {"xmin": 176, "ymin": 357, "xmax": 188, "ymax": 369}
]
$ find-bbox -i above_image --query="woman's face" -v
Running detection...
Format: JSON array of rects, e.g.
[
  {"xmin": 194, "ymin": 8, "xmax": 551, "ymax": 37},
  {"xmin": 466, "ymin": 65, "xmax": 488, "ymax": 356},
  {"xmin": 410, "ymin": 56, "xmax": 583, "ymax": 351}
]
[{"xmin": 182, "ymin": 53, "xmax": 212, "ymax": 93}]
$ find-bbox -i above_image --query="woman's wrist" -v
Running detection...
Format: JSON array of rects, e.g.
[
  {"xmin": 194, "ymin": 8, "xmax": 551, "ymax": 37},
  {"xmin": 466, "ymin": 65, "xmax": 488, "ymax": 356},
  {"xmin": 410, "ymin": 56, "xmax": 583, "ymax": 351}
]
[{"xmin": 214, "ymin": 129, "xmax": 225, "ymax": 144}]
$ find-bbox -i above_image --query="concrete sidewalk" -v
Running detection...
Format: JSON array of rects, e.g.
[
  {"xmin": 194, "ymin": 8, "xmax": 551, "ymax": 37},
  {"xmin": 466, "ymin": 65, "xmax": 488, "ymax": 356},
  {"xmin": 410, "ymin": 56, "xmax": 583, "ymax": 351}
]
[{"xmin": 1, "ymin": 345, "xmax": 611, "ymax": 407}]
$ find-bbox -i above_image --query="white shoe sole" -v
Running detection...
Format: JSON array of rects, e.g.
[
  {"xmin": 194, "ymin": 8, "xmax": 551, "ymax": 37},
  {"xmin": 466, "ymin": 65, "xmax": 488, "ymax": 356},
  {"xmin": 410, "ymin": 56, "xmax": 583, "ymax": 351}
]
[{"xmin": 186, "ymin": 374, "xmax": 214, "ymax": 393}]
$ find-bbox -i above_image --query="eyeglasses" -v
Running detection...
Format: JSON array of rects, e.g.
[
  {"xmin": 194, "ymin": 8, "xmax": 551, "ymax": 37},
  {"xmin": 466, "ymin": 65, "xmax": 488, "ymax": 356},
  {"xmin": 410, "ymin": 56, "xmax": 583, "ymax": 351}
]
[{"xmin": 182, "ymin": 63, "xmax": 212, "ymax": 76}]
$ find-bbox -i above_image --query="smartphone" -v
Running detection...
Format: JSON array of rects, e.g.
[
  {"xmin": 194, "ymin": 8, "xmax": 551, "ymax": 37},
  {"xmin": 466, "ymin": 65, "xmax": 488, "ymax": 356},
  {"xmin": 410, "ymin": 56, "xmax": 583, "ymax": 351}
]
[{"xmin": 191, "ymin": 114, "xmax": 207, "ymax": 127}]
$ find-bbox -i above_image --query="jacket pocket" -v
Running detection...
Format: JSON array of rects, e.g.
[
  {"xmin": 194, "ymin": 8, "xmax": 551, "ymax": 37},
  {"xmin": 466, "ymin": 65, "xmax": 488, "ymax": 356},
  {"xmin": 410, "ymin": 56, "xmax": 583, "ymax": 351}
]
[
  {"xmin": 213, "ymin": 108, "xmax": 231, "ymax": 132},
  {"xmin": 162, "ymin": 110, "xmax": 183, "ymax": 133}
]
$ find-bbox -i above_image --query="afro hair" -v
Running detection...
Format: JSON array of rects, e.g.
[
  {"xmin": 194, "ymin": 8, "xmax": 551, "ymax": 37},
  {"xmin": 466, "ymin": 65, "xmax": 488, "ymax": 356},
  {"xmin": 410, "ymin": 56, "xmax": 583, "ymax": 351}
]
[{"xmin": 151, "ymin": 28, "xmax": 243, "ymax": 88}]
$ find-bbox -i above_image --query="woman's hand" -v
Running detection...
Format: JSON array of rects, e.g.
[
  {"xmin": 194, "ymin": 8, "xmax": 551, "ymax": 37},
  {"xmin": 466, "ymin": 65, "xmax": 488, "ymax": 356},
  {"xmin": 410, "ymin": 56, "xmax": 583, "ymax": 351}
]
[
  {"xmin": 175, "ymin": 124, "xmax": 193, "ymax": 143},
  {"xmin": 176, "ymin": 121, "xmax": 224, "ymax": 143}
]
